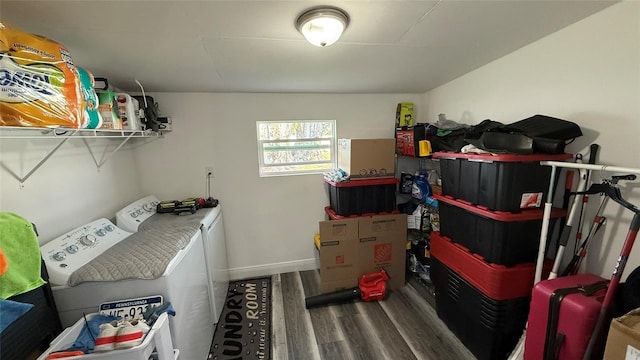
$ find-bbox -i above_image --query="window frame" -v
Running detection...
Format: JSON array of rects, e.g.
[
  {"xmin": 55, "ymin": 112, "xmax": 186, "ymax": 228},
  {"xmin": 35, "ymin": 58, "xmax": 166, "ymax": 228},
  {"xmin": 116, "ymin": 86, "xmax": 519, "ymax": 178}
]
[{"xmin": 256, "ymin": 119, "xmax": 337, "ymax": 177}]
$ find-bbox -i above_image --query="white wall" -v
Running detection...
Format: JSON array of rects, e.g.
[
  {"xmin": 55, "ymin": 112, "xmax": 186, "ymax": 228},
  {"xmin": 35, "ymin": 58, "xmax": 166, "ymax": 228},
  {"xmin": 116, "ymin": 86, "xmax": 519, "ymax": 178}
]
[
  {"xmin": 421, "ymin": 1, "xmax": 640, "ymax": 280},
  {"xmin": 4, "ymin": 1, "xmax": 636, "ymax": 283},
  {"xmin": 0, "ymin": 136, "xmax": 143, "ymax": 242},
  {"xmin": 134, "ymin": 93, "xmax": 423, "ymax": 279}
]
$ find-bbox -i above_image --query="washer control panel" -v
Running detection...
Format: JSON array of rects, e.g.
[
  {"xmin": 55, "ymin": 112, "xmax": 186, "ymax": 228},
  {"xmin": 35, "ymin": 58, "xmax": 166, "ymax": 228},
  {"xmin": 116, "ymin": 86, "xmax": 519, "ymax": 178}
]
[
  {"xmin": 115, "ymin": 195, "xmax": 160, "ymax": 232},
  {"xmin": 41, "ymin": 218, "xmax": 132, "ymax": 285}
]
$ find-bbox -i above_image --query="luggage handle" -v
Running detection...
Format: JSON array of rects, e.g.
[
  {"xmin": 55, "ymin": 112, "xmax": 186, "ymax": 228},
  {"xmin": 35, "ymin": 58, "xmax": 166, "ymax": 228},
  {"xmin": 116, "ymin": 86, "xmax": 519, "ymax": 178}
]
[{"xmin": 543, "ymin": 280, "xmax": 609, "ymax": 360}]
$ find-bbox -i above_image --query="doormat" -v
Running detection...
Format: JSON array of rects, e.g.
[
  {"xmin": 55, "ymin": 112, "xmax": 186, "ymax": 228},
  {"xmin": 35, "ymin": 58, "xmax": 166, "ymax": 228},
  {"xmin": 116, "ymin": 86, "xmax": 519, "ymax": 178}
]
[{"xmin": 209, "ymin": 277, "xmax": 272, "ymax": 360}]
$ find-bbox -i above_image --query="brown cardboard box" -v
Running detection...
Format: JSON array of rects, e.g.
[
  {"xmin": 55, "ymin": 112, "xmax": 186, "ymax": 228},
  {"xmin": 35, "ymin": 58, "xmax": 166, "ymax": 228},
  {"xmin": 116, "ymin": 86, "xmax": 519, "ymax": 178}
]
[
  {"xmin": 337, "ymin": 139, "xmax": 395, "ymax": 179},
  {"xmin": 603, "ymin": 307, "xmax": 640, "ymax": 359},
  {"xmin": 318, "ymin": 219, "xmax": 360, "ymax": 293},
  {"xmin": 317, "ymin": 213, "xmax": 407, "ymax": 293},
  {"xmin": 358, "ymin": 214, "xmax": 407, "ymax": 290}
]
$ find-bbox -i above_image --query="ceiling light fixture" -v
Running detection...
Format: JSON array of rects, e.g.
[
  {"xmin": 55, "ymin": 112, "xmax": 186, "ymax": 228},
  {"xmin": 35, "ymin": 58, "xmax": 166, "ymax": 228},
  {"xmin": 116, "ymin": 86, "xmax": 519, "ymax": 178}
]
[{"xmin": 295, "ymin": 6, "xmax": 350, "ymax": 47}]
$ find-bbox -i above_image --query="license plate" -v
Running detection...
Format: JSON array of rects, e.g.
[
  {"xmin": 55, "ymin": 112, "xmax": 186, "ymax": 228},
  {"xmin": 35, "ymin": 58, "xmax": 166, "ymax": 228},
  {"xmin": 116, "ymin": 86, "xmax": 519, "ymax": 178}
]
[{"xmin": 99, "ymin": 295, "xmax": 163, "ymax": 321}]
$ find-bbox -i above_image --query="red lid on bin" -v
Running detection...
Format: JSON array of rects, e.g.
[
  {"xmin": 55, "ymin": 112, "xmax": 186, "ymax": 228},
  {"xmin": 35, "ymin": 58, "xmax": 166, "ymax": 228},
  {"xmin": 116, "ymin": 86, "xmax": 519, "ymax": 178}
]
[
  {"xmin": 431, "ymin": 232, "xmax": 551, "ymax": 300},
  {"xmin": 433, "ymin": 194, "xmax": 566, "ymax": 221},
  {"xmin": 323, "ymin": 177, "xmax": 399, "ymax": 187},
  {"xmin": 432, "ymin": 151, "xmax": 572, "ymax": 162},
  {"xmin": 324, "ymin": 206, "xmax": 399, "ymax": 220}
]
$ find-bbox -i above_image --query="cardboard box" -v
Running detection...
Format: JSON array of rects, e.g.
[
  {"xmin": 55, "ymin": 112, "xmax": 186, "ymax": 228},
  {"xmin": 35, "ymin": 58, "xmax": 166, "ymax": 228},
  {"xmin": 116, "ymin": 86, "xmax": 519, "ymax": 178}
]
[
  {"xmin": 395, "ymin": 102, "xmax": 415, "ymax": 128},
  {"xmin": 358, "ymin": 214, "xmax": 407, "ymax": 290},
  {"xmin": 317, "ymin": 219, "xmax": 359, "ymax": 293},
  {"xmin": 603, "ymin": 307, "xmax": 640, "ymax": 360},
  {"xmin": 317, "ymin": 214, "xmax": 407, "ymax": 293},
  {"xmin": 337, "ymin": 139, "xmax": 395, "ymax": 179}
]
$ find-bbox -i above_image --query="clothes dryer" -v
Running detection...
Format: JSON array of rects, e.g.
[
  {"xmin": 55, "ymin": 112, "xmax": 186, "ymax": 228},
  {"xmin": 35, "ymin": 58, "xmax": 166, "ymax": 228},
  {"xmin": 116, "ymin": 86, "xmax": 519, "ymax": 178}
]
[{"xmin": 116, "ymin": 196, "xmax": 229, "ymax": 323}]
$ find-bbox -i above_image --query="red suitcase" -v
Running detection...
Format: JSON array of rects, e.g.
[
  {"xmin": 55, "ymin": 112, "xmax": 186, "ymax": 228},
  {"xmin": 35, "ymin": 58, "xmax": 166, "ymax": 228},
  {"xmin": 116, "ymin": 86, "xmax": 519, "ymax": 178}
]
[{"xmin": 524, "ymin": 273, "xmax": 608, "ymax": 360}]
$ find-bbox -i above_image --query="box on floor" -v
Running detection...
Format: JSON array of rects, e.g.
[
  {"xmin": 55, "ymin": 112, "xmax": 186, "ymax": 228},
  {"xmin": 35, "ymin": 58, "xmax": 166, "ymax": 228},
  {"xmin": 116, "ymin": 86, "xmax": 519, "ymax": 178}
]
[
  {"xmin": 317, "ymin": 213, "xmax": 407, "ymax": 293},
  {"xmin": 603, "ymin": 307, "xmax": 640, "ymax": 359}
]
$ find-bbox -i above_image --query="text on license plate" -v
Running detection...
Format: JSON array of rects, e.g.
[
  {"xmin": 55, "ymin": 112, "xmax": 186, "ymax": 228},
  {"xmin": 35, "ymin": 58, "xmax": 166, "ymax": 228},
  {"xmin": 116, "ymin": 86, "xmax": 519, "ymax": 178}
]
[{"xmin": 99, "ymin": 295, "xmax": 163, "ymax": 321}]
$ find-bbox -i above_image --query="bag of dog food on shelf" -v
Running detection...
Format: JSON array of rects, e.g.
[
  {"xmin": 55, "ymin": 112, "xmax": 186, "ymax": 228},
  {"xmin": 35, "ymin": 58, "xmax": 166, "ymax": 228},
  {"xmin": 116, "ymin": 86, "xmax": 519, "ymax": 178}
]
[{"xmin": 0, "ymin": 20, "xmax": 83, "ymax": 128}]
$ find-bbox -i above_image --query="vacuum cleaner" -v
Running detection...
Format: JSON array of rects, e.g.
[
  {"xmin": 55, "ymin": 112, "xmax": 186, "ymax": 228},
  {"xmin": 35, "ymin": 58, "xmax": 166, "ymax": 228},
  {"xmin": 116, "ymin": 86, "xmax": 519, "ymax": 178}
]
[{"xmin": 305, "ymin": 268, "xmax": 390, "ymax": 309}]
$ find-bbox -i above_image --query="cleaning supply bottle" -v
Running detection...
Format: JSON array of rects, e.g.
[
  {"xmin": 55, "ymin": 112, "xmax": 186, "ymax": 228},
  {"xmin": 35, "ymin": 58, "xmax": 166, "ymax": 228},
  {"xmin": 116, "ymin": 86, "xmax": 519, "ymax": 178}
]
[{"xmin": 411, "ymin": 170, "xmax": 432, "ymax": 203}]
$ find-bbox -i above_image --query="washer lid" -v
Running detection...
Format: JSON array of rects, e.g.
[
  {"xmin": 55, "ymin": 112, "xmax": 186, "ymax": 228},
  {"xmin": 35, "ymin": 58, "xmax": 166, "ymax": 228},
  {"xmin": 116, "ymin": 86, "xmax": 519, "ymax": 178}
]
[{"xmin": 116, "ymin": 195, "xmax": 160, "ymax": 232}]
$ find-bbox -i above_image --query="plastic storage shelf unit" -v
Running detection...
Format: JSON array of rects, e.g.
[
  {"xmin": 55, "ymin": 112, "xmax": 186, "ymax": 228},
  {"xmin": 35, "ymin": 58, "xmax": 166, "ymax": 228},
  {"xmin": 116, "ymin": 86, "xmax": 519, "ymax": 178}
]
[
  {"xmin": 433, "ymin": 152, "xmax": 571, "ymax": 212},
  {"xmin": 37, "ymin": 313, "xmax": 177, "ymax": 360},
  {"xmin": 434, "ymin": 194, "xmax": 565, "ymax": 266},
  {"xmin": 325, "ymin": 177, "xmax": 399, "ymax": 216},
  {"xmin": 431, "ymin": 256, "xmax": 530, "ymax": 360}
]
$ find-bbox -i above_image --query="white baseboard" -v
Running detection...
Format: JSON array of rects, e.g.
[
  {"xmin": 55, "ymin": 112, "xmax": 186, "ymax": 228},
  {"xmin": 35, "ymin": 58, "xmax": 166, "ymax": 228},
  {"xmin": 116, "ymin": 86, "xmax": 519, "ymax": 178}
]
[{"xmin": 229, "ymin": 258, "xmax": 319, "ymax": 281}]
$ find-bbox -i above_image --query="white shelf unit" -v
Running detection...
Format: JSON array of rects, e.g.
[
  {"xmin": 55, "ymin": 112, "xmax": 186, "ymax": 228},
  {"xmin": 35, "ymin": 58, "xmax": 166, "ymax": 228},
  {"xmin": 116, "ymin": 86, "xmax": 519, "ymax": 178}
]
[
  {"xmin": 37, "ymin": 312, "xmax": 178, "ymax": 360},
  {"xmin": 0, "ymin": 126, "xmax": 168, "ymax": 185}
]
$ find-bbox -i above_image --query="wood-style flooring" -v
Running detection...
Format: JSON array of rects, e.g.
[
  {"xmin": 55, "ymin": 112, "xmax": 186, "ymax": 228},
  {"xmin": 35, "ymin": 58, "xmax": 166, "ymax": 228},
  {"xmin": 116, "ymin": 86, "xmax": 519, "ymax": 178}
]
[{"xmin": 270, "ymin": 270, "xmax": 476, "ymax": 360}]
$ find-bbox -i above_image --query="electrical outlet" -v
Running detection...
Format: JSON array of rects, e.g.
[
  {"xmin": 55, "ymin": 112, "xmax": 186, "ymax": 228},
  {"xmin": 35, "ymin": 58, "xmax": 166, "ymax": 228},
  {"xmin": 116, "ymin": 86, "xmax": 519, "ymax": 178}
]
[{"xmin": 205, "ymin": 166, "xmax": 214, "ymax": 178}]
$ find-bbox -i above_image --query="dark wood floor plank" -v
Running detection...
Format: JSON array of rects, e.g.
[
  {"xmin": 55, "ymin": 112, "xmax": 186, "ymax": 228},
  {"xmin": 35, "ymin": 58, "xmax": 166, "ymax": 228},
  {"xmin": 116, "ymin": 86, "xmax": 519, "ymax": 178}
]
[
  {"xmin": 355, "ymin": 301, "xmax": 418, "ymax": 360},
  {"xmin": 299, "ymin": 269, "xmax": 322, "ymax": 297},
  {"xmin": 336, "ymin": 312, "xmax": 387, "ymax": 360},
  {"xmin": 319, "ymin": 341, "xmax": 354, "ymax": 360},
  {"xmin": 270, "ymin": 274, "xmax": 289, "ymax": 360},
  {"xmin": 300, "ymin": 270, "xmax": 346, "ymax": 344},
  {"xmin": 280, "ymin": 272, "xmax": 322, "ymax": 360},
  {"xmin": 379, "ymin": 284, "xmax": 476, "ymax": 360}
]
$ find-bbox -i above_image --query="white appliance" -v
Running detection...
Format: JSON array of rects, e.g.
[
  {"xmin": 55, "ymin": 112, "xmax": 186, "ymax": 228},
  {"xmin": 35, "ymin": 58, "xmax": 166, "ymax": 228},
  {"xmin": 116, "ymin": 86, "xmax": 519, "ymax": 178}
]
[
  {"xmin": 40, "ymin": 218, "xmax": 132, "ymax": 286},
  {"xmin": 200, "ymin": 206, "xmax": 229, "ymax": 323},
  {"xmin": 42, "ymin": 219, "xmax": 213, "ymax": 360},
  {"xmin": 117, "ymin": 196, "xmax": 229, "ymax": 324},
  {"xmin": 115, "ymin": 195, "xmax": 160, "ymax": 232}
]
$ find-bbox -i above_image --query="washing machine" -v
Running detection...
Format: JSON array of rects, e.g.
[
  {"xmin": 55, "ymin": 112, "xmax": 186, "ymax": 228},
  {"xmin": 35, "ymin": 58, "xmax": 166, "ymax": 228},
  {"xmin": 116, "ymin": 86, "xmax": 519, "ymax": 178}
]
[
  {"xmin": 116, "ymin": 195, "xmax": 229, "ymax": 324},
  {"xmin": 41, "ymin": 218, "xmax": 214, "ymax": 360}
]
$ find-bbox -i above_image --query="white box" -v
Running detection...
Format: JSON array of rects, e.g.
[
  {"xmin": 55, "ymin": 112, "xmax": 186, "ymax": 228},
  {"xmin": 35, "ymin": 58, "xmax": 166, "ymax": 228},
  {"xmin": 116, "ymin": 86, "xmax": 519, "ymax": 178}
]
[{"xmin": 37, "ymin": 313, "xmax": 177, "ymax": 360}]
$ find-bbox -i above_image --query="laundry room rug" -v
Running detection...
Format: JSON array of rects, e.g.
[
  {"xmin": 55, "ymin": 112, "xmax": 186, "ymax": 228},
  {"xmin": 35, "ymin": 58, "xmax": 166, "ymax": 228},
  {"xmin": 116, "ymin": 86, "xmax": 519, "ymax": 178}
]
[{"xmin": 209, "ymin": 277, "xmax": 272, "ymax": 360}]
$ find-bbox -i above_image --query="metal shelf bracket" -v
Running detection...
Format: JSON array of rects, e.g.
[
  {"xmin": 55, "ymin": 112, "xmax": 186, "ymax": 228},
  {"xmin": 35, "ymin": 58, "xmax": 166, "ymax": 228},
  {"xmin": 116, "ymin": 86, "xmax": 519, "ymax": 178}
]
[{"xmin": 0, "ymin": 127, "xmax": 166, "ymax": 186}]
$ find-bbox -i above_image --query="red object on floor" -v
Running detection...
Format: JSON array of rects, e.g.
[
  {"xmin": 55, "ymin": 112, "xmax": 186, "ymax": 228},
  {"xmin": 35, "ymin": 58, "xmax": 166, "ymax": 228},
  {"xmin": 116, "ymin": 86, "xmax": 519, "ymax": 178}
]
[{"xmin": 359, "ymin": 269, "xmax": 390, "ymax": 302}]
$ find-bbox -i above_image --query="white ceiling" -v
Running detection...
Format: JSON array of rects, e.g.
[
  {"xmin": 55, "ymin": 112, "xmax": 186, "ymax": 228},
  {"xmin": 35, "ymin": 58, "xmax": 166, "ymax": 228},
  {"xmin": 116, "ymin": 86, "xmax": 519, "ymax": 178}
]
[{"xmin": 2, "ymin": 0, "xmax": 618, "ymax": 94}]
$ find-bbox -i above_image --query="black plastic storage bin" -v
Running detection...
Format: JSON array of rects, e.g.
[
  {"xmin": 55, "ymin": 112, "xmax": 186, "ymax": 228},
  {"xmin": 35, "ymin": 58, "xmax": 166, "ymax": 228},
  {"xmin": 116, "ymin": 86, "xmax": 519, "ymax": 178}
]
[
  {"xmin": 433, "ymin": 152, "xmax": 571, "ymax": 212},
  {"xmin": 433, "ymin": 194, "xmax": 564, "ymax": 266},
  {"xmin": 431, "ymin": 257, "xmax": 530, "ymax": 360},
  {"xmin": 325, "ymin": 177, "xmax": 398, "ymax": 216}
]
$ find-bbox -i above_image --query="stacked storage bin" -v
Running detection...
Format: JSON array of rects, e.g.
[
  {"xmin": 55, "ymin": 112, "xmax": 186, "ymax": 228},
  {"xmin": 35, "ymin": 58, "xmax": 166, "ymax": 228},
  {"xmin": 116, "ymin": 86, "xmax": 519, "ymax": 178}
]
[
  {"xmin": 328, "ymin": 137, "xmax": 399, "ymax": 217},
  {"xmin": 324, "ymin": 177, "xmax": 399, "ymax": 216},
  {"xmin": 429, "ymin": 151, "xmax": 571, "ymax": 360}
]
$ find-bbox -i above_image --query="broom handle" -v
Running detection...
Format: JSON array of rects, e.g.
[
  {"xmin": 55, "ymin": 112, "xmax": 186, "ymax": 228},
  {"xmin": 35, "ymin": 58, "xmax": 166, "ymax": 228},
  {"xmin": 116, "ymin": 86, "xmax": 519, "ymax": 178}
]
[
  {"xmin": 535, "ymin": 165, "xmax": 558, "ymax": 284},
  {"xmin": 549, "ymin": 172, "xmax": 587, "ymax": 279},
  {"xmin": 541, "ymin": 161, "xmax": 640, "ymax": 175}
]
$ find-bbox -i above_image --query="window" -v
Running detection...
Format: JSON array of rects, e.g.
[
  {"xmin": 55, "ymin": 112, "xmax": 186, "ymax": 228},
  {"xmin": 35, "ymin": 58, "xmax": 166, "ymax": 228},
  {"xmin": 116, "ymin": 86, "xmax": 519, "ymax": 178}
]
[{"xmin": 256, "ymin": 120, "xmax": 336, "ymax": 177}]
